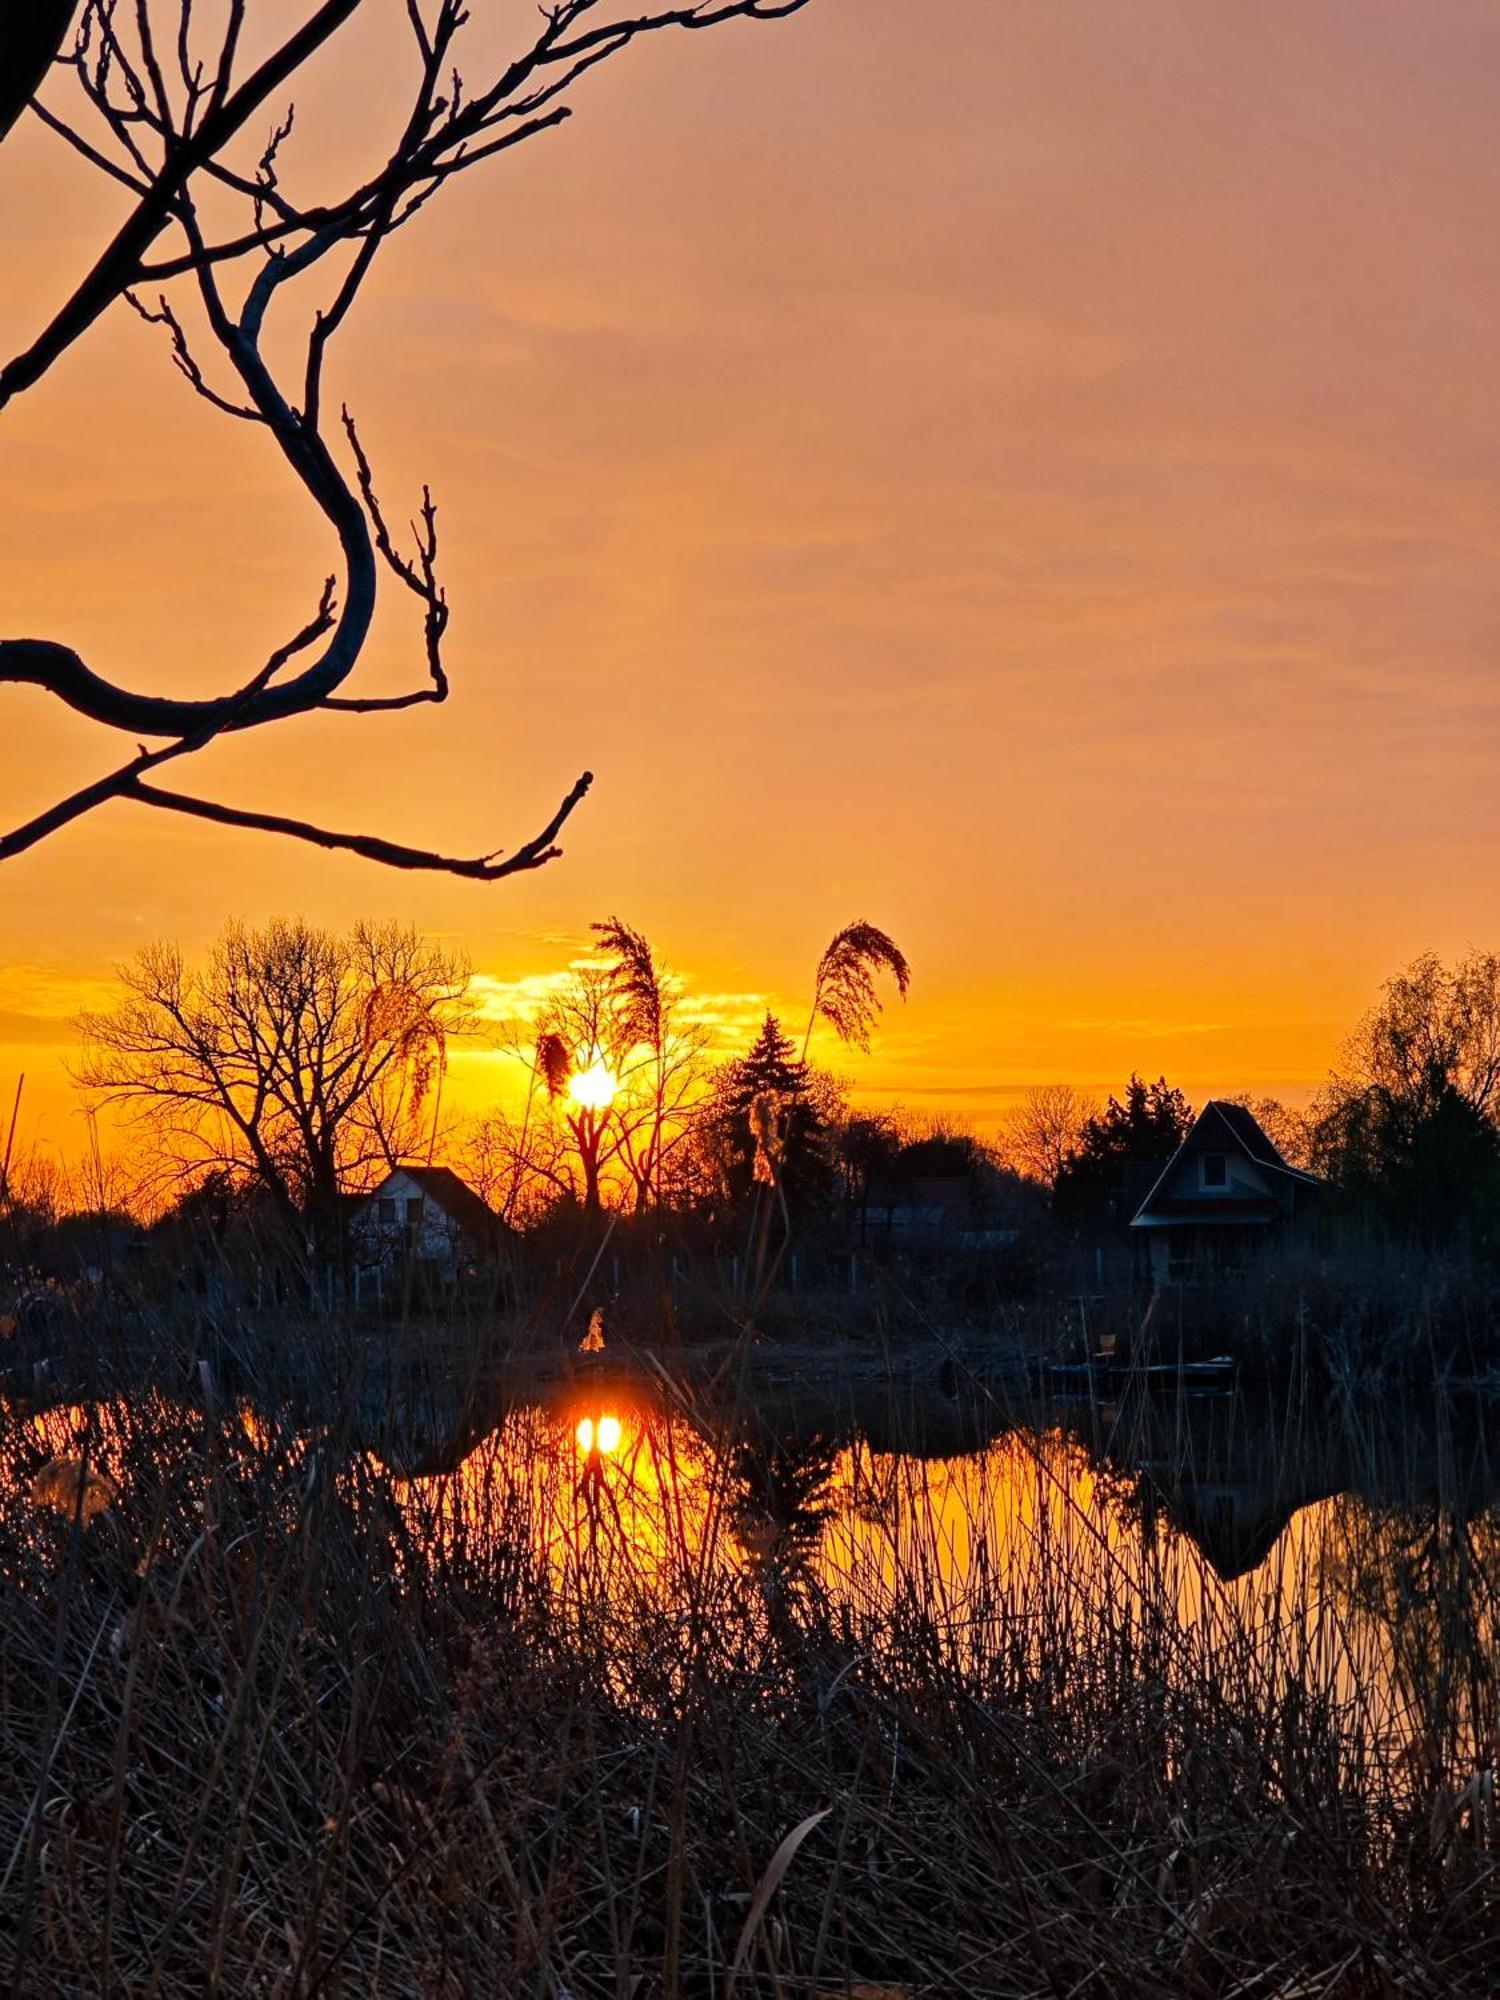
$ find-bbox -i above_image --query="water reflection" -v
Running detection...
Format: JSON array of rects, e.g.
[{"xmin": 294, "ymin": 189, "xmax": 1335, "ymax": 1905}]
[
  {"xmin": 386, "ymin": 1381, "xmax": 1498, "ymax": 1771},
  {"xmin": 725, "ymin": 1426, "xmax": 841, "ymax": 1579},
  {"xmin": 5, "ymin": 1365, "xmax": 1496, "ymax": 1774},
  {"xmin": 575, "ymin": 1413, "xmax": 622, "ymax": 1456}
]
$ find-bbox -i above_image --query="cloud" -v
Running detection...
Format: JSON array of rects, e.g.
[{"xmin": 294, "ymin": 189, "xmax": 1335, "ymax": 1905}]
[
  {"xmin": 0, "ymin": 967, "xmax": 120, "ymax": 1046},
  {"xmin": 1058, "ymin": 1020, "xmax": 1228, "ymax": 1042}
]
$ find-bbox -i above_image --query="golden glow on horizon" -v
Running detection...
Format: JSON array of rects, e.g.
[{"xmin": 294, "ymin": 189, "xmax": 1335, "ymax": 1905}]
[{"xmin": 3, "ymin": 1, "xmax": 1500, "ymax": 1160}]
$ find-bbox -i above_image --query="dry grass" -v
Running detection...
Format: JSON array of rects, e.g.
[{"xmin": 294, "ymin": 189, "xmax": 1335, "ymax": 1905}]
[{"xmin": 0, "ymin": 1351, "xmax": 1495, "ymax": 1998}]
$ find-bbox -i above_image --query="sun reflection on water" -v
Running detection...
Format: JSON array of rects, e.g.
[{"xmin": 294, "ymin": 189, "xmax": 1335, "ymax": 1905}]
[
  {"xmin": 386, "ymin": 1404, "xmax": 1500, "ymax": 1767},
  {"xmin": 575, "ymin": 1413, "xmax": 623, "ymax": 1456}
]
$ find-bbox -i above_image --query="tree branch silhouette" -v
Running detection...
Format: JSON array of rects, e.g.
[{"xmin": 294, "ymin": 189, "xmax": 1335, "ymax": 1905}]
[
  {"xmin": 1, "ymin": 0, "xmax": 811, "ymax": 876},
  {"xmin": 0, "ymin": 2, "xmax": 79, "ymax": 145}
]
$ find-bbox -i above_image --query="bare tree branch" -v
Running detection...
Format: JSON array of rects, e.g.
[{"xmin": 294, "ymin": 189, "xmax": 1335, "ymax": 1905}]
[
  {"xmin": 0, "ymin": 0, "xmax": 366, "ymax": 406},
  {"xmin": 0, "ymin": 576, "xmax": 340, "ymax": 859},
  {"xmin": 124, "ymin": 767, "xmax": 596, "ymax": 880},
  {"xmin": 1, "ymin": 0, "xmax": 814, "ymax": 878},
  {"xmin": 0, "ymin": 1, "xmax": 79, "ymax": 144}
]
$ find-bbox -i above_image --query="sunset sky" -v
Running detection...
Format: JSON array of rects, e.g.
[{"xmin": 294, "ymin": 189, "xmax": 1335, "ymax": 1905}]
[{"xmin": 5, "ymin": 0, "xmax": 1500, "ymax": 1168}]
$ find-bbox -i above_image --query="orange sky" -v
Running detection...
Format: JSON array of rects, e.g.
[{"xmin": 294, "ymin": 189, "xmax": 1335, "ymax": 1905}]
[{"xmin": 6, "ymin": 1, "xmax": 1500, "ymax": 1169}]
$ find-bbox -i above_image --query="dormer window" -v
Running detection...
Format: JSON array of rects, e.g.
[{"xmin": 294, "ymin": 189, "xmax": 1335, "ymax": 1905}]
[{"xmin": 1201, "ymin": 1153, "xmax": 1228, "ymax": 1189}]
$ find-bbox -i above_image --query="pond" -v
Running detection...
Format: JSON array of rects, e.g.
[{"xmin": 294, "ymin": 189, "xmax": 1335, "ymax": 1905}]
[
  {"xmin": 387, "ymin": 1372, "xmax": 1500, "ymax": 1772},
  {"xmin": 7, "ymin": 1361, "xmax": 1497, "ymax": 1993},
  {"xmin": 12, "ymin": 1359, "xmax": 1499, "ymax": 1783}
]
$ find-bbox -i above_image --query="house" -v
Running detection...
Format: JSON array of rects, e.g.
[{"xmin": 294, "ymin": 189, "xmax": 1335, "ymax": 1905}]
[
  {"xmin": 1128, "ymin": 1100, "xmax": 1322, "ymax": 1280},
  {"xmin": 860, "ymin": 1169, "xmax": 1023, "ymax": 1255},
  {"xmin": 348, "ymin": 1165, "xmax": 513, "ymax": 1300},
  {"xmin": 863, "ymin": 1173, "xmax": 975, "ymax": 1243}
]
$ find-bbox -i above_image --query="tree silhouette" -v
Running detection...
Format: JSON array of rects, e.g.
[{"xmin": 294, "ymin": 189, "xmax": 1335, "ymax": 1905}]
[
  {"xmin": 707, "ymin": 1012, "xmax": 836, "ymax": 1215},
  {"xmin": 505, "ymin": 925, "xmax": 709, "ymax": 1216},
  {"xmin": 1002, "ymin": 1082, "xmax": 1097, "ymax": 1190},
  {"xmin": 77, "ymin": 917, "xmax": 470, "ymax": 1241},
  {"xmin": 1, "ymin": 0, "xmax": 812, "ymax": 876},
  {"xmin": 532, "ymin": 974, "xmax": 625, "ymax": 1216},
  {"xmin": 1313, "ymin": 951, "xmax": 1500, "ymax": 1248},
  {"xmin": 1053, "ymin": 1073, "xmax": 1193, "ymax": 1224}
]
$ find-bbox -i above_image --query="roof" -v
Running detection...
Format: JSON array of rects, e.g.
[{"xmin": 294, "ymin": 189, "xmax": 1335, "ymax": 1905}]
[
  {"xmin": 1130, "ymin": 1100, "xmax": 1322, "ymax": 1229},
  {"xmin": 1202, "ymin": 1100, "xmax": 1320, "ymax": 1182},
  {"xmin": 358, "ymin": 1165, "xmax": 510, "ymax": 1243},
  {"xmin": 866, "ymin": 1173, "xmax": 972, "ymax": 1213}
]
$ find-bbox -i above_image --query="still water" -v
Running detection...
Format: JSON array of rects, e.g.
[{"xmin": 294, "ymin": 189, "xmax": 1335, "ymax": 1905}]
[
  {"xmin": 390, "ymin": 1383, "xmax": 1500, "ymax": 1766},
  {"xmin": 16, "ymin": 1375, "xmax": 1499, "ymax": 1770}
]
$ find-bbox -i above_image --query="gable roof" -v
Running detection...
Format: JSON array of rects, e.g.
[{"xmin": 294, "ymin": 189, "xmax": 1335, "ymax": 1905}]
[
  {"xmin": 1130, "ymin": 1100, "xmax": 1322, "ymax": 1227},
  {"xmin": 360, "ymin": 1165, "xmax": 509, "ymax": 1243},
  {"xmin": 1202, "ymin": 1100, "xmax": 1317, "ymax": 1178}
]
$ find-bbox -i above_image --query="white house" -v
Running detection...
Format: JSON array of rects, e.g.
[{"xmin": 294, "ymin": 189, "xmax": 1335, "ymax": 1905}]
[
  {"xmin": 1129, "ymin": 1101, "xmax": 1323, "ymax": 1280},
  {"xmin": 347, "ymin": 1165, "xmax": 512, "ymax": 1299}
]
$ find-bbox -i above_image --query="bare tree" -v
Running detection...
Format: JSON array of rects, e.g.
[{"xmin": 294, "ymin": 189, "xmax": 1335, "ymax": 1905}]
[
  {"xmin": 1, "ymin": 0, "xmax": 812, "ymax": 876},
  {"xmin": 460, "ymin": 1106, "xmax": 574, "ymax": 1233},
  {"xmin": 1322, "ymin": 951, "xmax": 1500, "ymax": 1126},
  {"xmin": 489, "ymin": 920, "xmax": 710, "ymax": 1216},
  {"xmin": 76, "ymin": 916, "xmax": 471, "ymax": 1241},
  {"xmin": 1001, "ymin": 1082, "xmax": 1096, "ymax": 1190},
  {"xmin": 1224, "ymin": 1093, "xmax": 1313, "ymax": 1172},
  {"xmin": 531, "ymin": 970, "xmax": 626, "ymax": 1215}
]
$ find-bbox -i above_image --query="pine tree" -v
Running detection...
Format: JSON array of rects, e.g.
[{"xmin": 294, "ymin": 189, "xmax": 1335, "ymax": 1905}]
[
  {"xmin": 712, "ymin": 1013, "xmax": 834, "ymax": 1212},
  {"xmin": 1053, "ymin": 1074, "xmax": 1194, "ymax": 1225}
]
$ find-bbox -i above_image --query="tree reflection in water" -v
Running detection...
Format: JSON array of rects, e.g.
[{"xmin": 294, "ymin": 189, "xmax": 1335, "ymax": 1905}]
[
  {"xmin": 724, "ymin": 1425, "xmax": 843, "ymax": 1589},
  {"xmin": 4, "ymin": 1374, "xmax": 1498, "ymax": 1990},
  {"xmin": 1324, "ymin": 1499, "xmax": 1500, "ymax": 1780}
]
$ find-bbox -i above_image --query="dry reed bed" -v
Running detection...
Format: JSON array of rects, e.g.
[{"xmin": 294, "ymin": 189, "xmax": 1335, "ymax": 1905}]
[{"xmin": 0, "ymin": 1384, "xmax": 1494, "ymax": 1998}]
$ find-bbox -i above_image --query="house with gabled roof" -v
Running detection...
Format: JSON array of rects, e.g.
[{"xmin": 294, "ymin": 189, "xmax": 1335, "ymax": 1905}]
[
  {"xmin": 347, "ymin": 1164, "xmax": 515, "ymax": 1301},
  {"xmin": 1128, "ymin": 1100, "xmax": 1324, "ymax": 1280}
]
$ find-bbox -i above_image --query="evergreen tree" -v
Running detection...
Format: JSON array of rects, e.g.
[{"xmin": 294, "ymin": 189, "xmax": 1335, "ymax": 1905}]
[
  {"xmin": 1053, "ymin": 1074, "xmax": 1194, "ymax": 1224},
  {"xmin": 709, "ymin": 1013, "xmax": 835, "ymax": 1213}
]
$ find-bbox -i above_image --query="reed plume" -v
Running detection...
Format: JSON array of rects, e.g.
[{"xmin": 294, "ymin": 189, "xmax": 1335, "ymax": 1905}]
[{"xmin": 805, "ymin": 920, "xmax": 910, "ymax": 1055}]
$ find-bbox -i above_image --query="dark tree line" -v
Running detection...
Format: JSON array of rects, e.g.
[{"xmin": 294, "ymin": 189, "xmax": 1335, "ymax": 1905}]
[
  {"xmin": 1311, "ymin": 951, "xmax": 1500, "ymax": 1253},
  {"xmin": 1033, "ymin": 952, "xmax": 1500, "ymax": 1258},
  {"xmin": 1052, "ymin": 1076, "xmax": 1194, "ymax": 1226}
]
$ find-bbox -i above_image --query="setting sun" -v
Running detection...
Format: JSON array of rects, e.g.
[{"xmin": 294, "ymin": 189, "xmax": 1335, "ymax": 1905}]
[
  {"xmin": 567, "ymin": 1053, "xmax": 619, "ymax": 1114},
  {"xmin": 10, "ymin": 3, "xmax": 1500, "ymax": 1992}
]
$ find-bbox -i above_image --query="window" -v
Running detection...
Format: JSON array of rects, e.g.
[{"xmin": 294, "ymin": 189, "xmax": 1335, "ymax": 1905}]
[
  {"xmin": 378, "ymin": 1197, "xmax": 396, "ymax": 1225},
  {"xmin": 406, "ymin": 1196, "xmax": 425, "ymax": 1225},
  {"xmin": 1201, "ymin": 1153, "xmax": 1228, "ymax": 1189}
]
